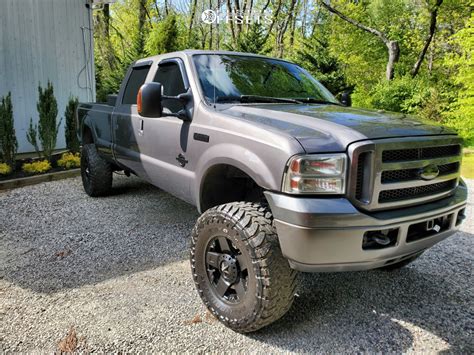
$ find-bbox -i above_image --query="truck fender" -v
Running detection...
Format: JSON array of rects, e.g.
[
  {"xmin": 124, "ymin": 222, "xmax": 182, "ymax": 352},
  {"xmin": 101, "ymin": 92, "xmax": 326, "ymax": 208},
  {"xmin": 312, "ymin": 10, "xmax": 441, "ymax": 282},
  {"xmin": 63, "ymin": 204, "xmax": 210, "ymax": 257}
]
[{"xmin": 194, "ymin": 143, "xmax": 279, "ymax": 212}]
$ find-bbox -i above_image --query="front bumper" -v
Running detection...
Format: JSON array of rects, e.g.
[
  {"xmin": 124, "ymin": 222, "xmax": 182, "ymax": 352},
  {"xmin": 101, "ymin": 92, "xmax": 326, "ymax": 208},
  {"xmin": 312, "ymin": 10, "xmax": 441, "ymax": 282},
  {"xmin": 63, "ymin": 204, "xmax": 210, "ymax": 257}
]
[{"xmin": 264, "ymin": 181, "xmax": 468, "ymax": 272}]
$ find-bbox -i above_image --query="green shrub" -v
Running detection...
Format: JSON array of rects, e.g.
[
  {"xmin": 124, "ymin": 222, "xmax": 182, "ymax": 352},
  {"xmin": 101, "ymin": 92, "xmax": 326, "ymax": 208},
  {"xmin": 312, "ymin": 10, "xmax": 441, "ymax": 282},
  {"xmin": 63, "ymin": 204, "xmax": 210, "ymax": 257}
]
[
  {"xmin": 0, "ymin": 162, "xmax": 12, "ymax": 176},
  {"xmin": 22, "ymin": 160, "xmax": 51, "ymax": 174},
  {"xmin": 370, "ymin": 76, "xmax": 430, "ymax": 114},
  {"xmin": 64, "ymin": 96, "xmax": 80, "ymax": 153},
  {"xmin": 57, "ymin": 152, "xmax": 80, "ymax": 169},
  {"xmin": 0, "ymin": 92, "xmax": 18, "ymax": 165}
]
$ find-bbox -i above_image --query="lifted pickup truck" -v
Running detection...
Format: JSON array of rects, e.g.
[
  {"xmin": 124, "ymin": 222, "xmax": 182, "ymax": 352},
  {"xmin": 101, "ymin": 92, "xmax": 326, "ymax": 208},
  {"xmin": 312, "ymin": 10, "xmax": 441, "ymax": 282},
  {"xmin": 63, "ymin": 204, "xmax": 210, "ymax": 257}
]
[{"xmin": 77, "ymin": 50, "xmax": 467, "ymax": 332}]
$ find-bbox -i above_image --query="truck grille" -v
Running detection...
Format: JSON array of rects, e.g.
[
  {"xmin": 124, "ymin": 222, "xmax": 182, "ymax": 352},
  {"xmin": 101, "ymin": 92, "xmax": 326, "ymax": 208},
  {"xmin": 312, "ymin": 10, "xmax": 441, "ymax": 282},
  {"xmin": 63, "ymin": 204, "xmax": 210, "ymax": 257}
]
[
  {"xmin": 349, "ymin": 137, "xmax": 462, "ymax": 211},
  {"xmin": 378, "ymin": 179, "xmax": 457, "ymax": 203},
  {"xmin": 382, "ymin": 145, "xmax": 461, "ymax": 162},
  {"xmin": 381, "ymin": 162, "xmax": 459, "ymax": 183}
]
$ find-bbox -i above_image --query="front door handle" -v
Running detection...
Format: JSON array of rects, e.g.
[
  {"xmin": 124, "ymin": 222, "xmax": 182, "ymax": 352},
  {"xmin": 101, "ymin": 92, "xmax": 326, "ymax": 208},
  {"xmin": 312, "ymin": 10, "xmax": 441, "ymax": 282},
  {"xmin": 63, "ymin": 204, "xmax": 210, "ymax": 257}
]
[{"xmin": 138, "ymin": 119, "xmax": 144, "ymax": 136}]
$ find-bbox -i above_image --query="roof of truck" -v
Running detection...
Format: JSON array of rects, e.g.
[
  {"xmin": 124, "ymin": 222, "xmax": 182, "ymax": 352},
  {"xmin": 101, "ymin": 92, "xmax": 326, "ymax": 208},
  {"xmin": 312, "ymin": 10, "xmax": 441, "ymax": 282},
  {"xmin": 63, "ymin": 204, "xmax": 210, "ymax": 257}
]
[{"xmin": 134, "ymin": 50, "xmax": 289, "ymax": 66}]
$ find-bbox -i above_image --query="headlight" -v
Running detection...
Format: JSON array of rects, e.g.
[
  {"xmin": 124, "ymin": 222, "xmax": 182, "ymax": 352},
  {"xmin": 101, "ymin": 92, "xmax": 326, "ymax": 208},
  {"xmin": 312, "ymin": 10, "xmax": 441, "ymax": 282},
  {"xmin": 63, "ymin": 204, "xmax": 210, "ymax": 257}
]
[{"xmin": 282, "ymin": 153, "xmax": 347, "ymax": 194}]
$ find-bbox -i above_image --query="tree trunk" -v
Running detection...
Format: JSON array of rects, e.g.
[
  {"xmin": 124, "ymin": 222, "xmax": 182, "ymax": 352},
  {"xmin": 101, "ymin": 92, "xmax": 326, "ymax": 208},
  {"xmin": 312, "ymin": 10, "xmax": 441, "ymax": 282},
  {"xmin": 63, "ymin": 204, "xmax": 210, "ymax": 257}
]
[
  {"xmin": 226, "ymin": 0, "xmax": 236, "ymax": 45},
  {"xmin": 188, "ymin": 0, "xmax": 198, "ymax": 44},
  {"xmin": 386, "ymin": 41, "xmax": 400, "ymax": 81},
  {"xmin": 209, "ymin": 0, "xmax": 213, "ymax": 49},
  {"xmin": 411, "ymin": 0, "xmax": 443, "ymax": 77},
  {"xmin": 277, "ymin": 0, "xmax": 296, "ymax": 57}
]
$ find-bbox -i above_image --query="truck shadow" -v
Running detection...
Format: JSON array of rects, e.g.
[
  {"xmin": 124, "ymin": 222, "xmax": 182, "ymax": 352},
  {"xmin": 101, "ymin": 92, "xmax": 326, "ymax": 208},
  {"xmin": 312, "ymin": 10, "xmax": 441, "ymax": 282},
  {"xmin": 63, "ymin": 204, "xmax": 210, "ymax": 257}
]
[{"xmin": 249, "ymin": 238, "xmax": 472, "ymax": 353}]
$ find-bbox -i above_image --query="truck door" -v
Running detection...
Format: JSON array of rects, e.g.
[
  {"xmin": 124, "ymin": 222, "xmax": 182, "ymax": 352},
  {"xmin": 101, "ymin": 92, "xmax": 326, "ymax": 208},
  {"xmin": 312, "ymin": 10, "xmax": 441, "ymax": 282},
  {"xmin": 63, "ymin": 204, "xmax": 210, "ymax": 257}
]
[
  {"xmin": 112, "ymin": 62, "xmax": 151, "ymax": 177},
  {"xmin": 136, "ymin": 58, "xmax": 194, "ymax": 203}
]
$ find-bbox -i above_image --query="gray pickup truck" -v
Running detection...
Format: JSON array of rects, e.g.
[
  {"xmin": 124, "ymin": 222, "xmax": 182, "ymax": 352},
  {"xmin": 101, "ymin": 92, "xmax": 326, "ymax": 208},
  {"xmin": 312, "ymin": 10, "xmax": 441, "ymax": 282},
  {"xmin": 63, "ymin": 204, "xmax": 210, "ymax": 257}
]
[{"xmin": 77, "ymin": 50, "xmax": 467, "ymax": 332}]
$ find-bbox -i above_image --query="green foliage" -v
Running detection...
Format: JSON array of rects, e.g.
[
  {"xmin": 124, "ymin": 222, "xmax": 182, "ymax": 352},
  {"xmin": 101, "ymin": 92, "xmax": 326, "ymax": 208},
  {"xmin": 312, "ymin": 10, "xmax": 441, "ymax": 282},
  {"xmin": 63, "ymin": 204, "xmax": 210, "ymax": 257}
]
[
  {"xmin": 443, "ymin": 13, "xmax": 474, "ymax": 145},
  {"xmin": 369, "ymin": 76, "xmax": 430, "ymax": 113},
  {"xmin": 295, "ymin": 31, "xmax": 348, "ymax": 95},
  {"xmin": 26, "ymin": 118, "xmax": 40, "ymax": 158},
  {"xmin": 145, "ymin": 13, "xmax": 181, "ymax": 55},
  {"xmin": 461, "ymin": 154, "xmax": 474, "ymax": 178},
  {"xmin": 0, "ymin": 162, "xmax": 12, "ymax": 176},
  {"xmin": 57, "ymin": 152, "xmax": 81, "ymax": 169},
  {"xmin": 0, "ymin": 92, "xmax": 18, "ymax": 166},
  {"xmin": 226, "ymin": 23, "xmax": 271, "ymax": 55},
  {"xmin": 22, "ymin": 160, "xmax": 51, "ymax": 174},
  {"xmin": 36, "ymin": 81, "xmax": 61, "ymax": 161},
  {"xmin": 64, "ymin": 96, "xmax": 80, "ymax": 153}
]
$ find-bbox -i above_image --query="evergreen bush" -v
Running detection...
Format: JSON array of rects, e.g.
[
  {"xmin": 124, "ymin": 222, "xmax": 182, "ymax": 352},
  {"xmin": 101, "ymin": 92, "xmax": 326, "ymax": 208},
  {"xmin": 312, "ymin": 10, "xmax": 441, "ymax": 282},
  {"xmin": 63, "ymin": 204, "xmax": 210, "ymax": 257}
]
[
  {"xmin": 0, "ymin": 92, "xmax": 18, "ymax": 166},
  {"xmin": 64, "ymin": 96, "xmax": 80, "ymax": 153}
]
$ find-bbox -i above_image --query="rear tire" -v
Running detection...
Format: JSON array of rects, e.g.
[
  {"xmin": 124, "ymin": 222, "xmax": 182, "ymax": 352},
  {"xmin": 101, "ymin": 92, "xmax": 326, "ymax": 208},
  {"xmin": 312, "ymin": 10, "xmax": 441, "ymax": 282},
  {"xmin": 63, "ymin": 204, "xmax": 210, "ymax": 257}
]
[
  {"xmin": 190, "ymin": 202, "xmax": 297, "ymax": 333},
  {"xmin": 81, "ymin": 144, "xmax": 113, "ymax": 197},
  {"xmin": 378, "ymin": 252, "xmax": 423, "ymax": 271}
]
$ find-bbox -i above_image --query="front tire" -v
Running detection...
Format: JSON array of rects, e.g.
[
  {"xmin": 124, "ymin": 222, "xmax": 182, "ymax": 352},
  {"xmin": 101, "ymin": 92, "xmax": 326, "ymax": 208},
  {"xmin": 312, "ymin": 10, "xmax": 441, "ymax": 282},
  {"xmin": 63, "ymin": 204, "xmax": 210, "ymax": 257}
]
[
  {"xmin": 190, "ymin": 202, "xmax": 297, "ymax": 333},
  {"xmin": 81, "ymin": 144, "xmax": 113, "ymax": 197}
]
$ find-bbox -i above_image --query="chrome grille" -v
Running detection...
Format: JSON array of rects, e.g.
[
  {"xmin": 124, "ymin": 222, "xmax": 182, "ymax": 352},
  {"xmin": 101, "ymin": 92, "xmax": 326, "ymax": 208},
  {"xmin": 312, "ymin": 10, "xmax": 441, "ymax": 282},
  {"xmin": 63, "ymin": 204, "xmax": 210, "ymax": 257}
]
[
  {"xmin": 348, "ymin": 137, "xmax": 462, "ymax": 211},
  {"xmin": 381, "ymin": 162, "xmax": 459, "ymax": 183}
]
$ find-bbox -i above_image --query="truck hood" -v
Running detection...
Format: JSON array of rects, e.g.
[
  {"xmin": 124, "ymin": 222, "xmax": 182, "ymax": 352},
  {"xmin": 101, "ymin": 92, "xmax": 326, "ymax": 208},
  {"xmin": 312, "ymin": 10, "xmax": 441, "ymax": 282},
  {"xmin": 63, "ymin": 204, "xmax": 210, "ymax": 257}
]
[{"xmin": 220, "ymin": 103, "xmax": 455, "ymax": 153}]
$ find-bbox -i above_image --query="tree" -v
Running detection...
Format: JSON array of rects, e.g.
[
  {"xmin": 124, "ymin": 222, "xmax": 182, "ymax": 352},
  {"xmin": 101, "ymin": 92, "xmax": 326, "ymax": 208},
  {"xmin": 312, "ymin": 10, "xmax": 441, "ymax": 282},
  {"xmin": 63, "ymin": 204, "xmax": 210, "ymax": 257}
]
[
  {"xmin": 64, "ymin": 96, "xmax": 80, "ymax": 153},
  {"xmin": 226, "ymin": 23, "xmax": 271, "ymax": 54},
  {"xmin": 295, "ymin": 28, "xmax": 348, "ymax": 95},
  {"xmin": 146, "ymin": 13, "xmax": 180, "ymax": 55},
  {"xmin": 0, "ymin": 92, "xmax": 18, "ymax": 166},
  {"xmin": 411, "ymin": 0, "xmax": 444, "ymax": 77},
  {"xmin": 320, "ymin": 0, "xmax": 400, "ymax": 80}
]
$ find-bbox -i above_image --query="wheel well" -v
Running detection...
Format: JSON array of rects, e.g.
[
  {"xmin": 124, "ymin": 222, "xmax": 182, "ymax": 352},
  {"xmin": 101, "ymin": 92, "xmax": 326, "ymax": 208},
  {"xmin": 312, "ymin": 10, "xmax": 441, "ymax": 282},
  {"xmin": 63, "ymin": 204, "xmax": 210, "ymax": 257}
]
[
  {"xmin": 82, "ymin": 126, "xmax": 93, "ymax": 145},
  {"xmin": 200, "ymin": 164, "xmax": 266, "ymax": 212}
]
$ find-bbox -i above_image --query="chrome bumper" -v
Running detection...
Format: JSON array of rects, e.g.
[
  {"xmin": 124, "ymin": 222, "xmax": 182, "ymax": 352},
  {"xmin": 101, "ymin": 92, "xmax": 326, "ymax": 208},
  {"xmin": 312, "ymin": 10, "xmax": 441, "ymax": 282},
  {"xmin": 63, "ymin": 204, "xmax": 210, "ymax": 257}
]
[{"xmin": 264, "ymin": 181, "xmax": 468, "ymax": 272}]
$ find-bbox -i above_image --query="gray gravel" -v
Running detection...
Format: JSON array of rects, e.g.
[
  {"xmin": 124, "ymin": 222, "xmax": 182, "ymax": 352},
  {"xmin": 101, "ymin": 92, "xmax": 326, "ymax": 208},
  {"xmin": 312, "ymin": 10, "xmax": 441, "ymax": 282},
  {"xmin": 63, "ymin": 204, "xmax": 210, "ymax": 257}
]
[{"xmin": 0, "ymin": 175, "xmax": 473, "ymax": 353}]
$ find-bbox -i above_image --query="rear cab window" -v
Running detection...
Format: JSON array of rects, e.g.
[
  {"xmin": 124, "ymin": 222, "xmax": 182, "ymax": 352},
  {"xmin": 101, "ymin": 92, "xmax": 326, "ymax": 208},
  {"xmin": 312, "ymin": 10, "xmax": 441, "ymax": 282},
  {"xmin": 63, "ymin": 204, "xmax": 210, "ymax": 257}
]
[{"xmin": 121, "ymin": 65, "xmax": 151, "ymax": 105}]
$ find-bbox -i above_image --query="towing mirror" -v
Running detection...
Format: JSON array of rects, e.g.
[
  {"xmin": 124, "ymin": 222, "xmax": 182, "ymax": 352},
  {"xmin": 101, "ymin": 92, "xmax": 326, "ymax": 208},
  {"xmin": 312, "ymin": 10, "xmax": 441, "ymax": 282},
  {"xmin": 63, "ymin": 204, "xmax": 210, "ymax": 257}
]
[
  {"xmin": 340, "ymin": 92, "xmax": 352, "ymax": 107},
  {"xmin": 137, "ymin": 82, "xmax": 163, "ymax": 117}
]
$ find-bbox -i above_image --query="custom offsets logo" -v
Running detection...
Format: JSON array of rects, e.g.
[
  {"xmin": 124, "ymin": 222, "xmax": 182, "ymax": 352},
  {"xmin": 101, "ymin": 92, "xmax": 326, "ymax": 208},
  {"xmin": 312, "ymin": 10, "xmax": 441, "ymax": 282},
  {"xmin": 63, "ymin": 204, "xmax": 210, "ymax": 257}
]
[
  {"xmin": 201, "ymin": 9, "xmax": 272, "ymax": 25},
  {"xmin": 201, "ymin": 9, "xmax": 218, "ymax": 24}
]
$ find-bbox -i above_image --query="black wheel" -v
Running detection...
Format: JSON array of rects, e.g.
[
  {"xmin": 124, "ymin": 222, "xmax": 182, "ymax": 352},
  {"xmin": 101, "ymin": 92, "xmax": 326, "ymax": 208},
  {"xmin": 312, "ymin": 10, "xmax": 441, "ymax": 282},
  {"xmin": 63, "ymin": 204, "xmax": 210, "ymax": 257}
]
[
  {"xmin": 191, "ymin": 202, "xmax": 297, "ymax": 333},
  {"xmin": 81, "ymin": 144, "xmax": 112, "ymax": 197},
  {"xmin": 378, "ymin": 252, "xmax": 423, "ymax": 271}
]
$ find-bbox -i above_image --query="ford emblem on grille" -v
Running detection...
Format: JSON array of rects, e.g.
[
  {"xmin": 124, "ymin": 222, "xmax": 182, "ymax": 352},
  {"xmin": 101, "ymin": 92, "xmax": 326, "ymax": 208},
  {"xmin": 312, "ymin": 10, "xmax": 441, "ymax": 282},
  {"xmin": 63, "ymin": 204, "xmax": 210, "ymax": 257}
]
[{"xmin": 419, "ymin": 164, "xmax": 440, "ymax": 180}]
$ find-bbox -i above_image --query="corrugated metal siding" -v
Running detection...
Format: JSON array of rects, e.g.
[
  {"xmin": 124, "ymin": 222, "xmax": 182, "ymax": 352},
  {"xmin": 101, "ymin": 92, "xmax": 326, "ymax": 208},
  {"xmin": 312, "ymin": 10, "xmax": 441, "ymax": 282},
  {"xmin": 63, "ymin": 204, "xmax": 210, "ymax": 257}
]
[{"xmin": 0, "ymin": 0, "xmax": 95, "ymax": 153}]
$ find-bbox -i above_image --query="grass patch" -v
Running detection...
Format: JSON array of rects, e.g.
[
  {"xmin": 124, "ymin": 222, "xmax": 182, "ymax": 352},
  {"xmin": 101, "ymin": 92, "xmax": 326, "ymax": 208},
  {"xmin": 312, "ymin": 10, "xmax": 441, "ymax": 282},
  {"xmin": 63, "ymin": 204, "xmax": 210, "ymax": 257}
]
[{"xmin": 461, "ymin": 154, "xmax": 474, "ymax": 179}]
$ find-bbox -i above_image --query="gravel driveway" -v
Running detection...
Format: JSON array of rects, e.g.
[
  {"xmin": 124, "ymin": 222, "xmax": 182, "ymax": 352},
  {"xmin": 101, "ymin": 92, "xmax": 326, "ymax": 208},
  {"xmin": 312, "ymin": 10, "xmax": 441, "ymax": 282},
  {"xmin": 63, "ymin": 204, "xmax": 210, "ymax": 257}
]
[{"xmin": 1, "ymin": 175, "xmax": 472, "ymax": 352}]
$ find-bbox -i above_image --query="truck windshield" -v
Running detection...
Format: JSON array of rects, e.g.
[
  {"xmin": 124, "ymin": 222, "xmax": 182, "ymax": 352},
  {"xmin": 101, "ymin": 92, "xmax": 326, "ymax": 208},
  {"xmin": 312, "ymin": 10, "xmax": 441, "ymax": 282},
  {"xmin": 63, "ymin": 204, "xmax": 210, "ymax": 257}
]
[{"xmin": 193, "ymin": 54, "xmax": 339, "ymax": 105}]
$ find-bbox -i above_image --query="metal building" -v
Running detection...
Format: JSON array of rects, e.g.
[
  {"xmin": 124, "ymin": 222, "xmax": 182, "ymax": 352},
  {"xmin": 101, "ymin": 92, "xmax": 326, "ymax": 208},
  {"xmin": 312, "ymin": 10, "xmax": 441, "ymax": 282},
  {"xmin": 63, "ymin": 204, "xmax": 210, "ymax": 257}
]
[{"xmin": 0, "ymin": 0, "xmax": 95, "ymax": 153}]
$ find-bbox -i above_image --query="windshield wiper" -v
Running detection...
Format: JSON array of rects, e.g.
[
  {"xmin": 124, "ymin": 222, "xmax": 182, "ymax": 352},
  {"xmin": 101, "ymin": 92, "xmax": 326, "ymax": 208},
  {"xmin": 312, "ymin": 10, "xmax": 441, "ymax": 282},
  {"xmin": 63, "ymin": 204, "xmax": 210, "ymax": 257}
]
[
  {"xmin": 215, "ymin": 95, "xmax": 302, "ymax": 104},
  {"xmin": 295, "ymin": 97, "xmax": 341, "ymax": 105}
]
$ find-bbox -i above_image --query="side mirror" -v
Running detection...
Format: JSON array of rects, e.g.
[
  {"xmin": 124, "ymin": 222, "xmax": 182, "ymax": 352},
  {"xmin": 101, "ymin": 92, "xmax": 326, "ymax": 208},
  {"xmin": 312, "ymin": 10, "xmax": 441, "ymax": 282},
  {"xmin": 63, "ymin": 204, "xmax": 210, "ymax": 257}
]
[
  {"xmin": 340, "ymin": 92, "xmax": 352, "ymax": 107},
  {"xmin": 137, "ymin": 82, "xmax": 162, "ymax": 117}
]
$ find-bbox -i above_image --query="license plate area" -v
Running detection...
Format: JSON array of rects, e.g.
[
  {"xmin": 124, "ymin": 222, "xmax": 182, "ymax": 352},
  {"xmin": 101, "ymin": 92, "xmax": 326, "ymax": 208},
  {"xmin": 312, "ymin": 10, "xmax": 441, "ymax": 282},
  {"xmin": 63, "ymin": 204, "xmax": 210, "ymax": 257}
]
[{"xmin": 406, "ymin": 214, "xmax": 453, "ymax": 243}]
